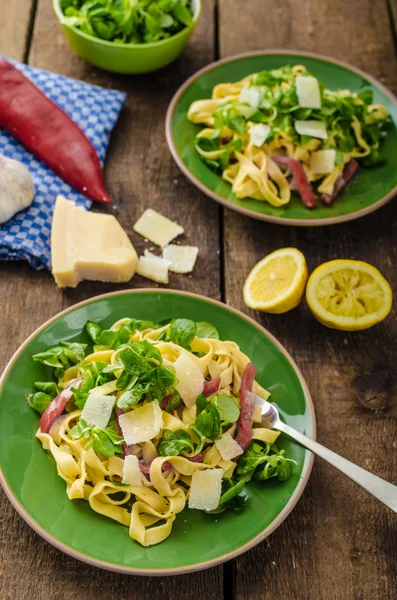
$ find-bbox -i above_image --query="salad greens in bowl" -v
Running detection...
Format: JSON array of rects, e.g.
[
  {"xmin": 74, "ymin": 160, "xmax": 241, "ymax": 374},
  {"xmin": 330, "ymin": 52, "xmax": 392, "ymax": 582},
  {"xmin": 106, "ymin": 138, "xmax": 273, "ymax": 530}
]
[
  {"xmin": 0, "ymin": 289, "xmax": 314, "ymax": 574},
  {"xmin": 53, "ymin": 0, "xmax": 201, "ymax": 73}
]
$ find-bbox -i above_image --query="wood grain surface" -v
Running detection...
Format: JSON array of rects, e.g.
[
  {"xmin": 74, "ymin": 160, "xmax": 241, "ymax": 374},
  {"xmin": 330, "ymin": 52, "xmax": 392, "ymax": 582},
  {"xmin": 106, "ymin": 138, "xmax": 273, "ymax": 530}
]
[{"xmin": 0, "ymin": 0, "xmax": 396, "ymax": 598}]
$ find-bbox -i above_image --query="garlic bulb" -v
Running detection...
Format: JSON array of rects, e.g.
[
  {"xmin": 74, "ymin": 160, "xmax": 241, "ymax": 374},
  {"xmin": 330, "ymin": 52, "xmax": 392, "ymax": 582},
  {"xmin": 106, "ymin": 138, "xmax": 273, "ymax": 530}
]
[{"xmin": 0, "ymin": 155, "xmax": 35, "ymax": 224}]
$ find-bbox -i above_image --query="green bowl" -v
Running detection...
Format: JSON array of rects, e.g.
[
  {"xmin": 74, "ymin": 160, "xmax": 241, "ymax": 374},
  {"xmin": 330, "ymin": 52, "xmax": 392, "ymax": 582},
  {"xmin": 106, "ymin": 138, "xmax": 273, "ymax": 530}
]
[
  {"xmin": 0, "ymin": 289, "xmax": 315, "ymax": 575},
  {"xmin": 53, "ymin": 0, "xmax": 201, "ymax": 74},
  {"xmin": 166, "ymin": 50, "xmax": 397, "ymax": 226}
]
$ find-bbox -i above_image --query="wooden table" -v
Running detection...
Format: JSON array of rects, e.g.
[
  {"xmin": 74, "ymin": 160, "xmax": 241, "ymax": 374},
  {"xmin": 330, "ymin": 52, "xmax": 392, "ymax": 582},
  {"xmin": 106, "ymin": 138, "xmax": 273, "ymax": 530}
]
[{"xmin": 1, "ymin": 1, "xmax": 396, "ymax": 598}]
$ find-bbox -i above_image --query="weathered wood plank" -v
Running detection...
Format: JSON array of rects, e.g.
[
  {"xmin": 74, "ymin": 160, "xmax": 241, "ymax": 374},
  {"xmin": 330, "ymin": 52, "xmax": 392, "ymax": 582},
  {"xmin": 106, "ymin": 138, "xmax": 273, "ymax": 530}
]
[
  {"xmin": 218, "ymin": 1, "xmax": 397, "ymax": 599},
  {"xmin": 0, "ymin": 0, "xmax": 223, "ymax": 597},
  {"xmin": 0, "ymin": 0, "xmax": 35, "ymax": 60}
]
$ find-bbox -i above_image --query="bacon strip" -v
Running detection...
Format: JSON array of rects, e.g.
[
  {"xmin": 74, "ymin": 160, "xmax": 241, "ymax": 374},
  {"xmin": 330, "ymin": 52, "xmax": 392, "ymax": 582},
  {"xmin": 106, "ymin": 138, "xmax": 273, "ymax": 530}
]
[
  {"xmin": 235, "ymin": 362, "xmax": 257, "ymax": 452},
  {"xmin": 40, "ymin": 377, "xmax": 83, "ymax": 434},
  {"xmin": 272, "ymin": 156, "xmax": 317, "ymax": 209},
  {"xmin": 321, "ymin": 159, "xmax": 359, "ymax": 205},
  {"xmin": 203, "ymin": 378, "xmax": 221, "ymax": 397},
  {"xmin": 139, "ymin": 460, "xmax": 172, "ymax": 474}
]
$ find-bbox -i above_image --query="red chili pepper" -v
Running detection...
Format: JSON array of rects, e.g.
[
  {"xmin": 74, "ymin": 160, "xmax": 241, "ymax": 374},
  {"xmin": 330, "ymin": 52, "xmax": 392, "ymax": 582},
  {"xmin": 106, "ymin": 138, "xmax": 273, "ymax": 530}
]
[
  {"xmin": 203, "ymin": 378, "xmax": 221, "ymax": 397},
  {"xmin": 0, "ymin": 59, "xmax": 112, "ymax": 204}
]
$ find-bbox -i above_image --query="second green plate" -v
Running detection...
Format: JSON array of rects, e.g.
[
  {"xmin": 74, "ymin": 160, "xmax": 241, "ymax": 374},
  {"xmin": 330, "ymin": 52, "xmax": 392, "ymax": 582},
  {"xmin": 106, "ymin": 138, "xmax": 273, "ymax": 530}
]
[{"xmin": 166, "ymin": 50, "xmax": 397, "ymax": 226}]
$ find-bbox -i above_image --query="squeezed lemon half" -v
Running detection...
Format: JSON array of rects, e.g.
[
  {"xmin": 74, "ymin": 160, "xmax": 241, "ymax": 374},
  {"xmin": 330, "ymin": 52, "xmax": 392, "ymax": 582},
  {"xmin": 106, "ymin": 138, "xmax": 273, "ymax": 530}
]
[
  {"xmin": 306, "ymin": 259, "xmax": 392, "ymax": 331},
  {"xmin": 243, "ymin": 248, "xmax": 308, "ymax": 313}
]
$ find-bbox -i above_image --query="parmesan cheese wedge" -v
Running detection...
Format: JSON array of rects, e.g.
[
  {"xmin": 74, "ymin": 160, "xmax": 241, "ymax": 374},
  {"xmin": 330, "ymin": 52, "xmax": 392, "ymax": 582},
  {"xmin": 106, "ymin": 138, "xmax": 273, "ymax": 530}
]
[
  {"xmin": 118, "ymin": 402, "xmax": 163, "ymax": 445},
  {"xmin": 310, "ymin": 149, "xmax": 336, "ymax": 174},
  {"xmin": 136, "ymin": 255, "xmax": 170, "ymax": 284},
  {"xmin": 296, "ymin": 75, "xmax": 321, "ymax": 109},
  {"xmin": 215, "ymin": 433, "xmax": 243, "ymax": 461},
  {"xmin": 162, "ymin": 244, "xmax": 199, "ymax": 273},
  {"xmin": 295, "ymin": 120, "xmax": 327, "ymax": 139},
  {"xmin": 133, "ymin": 209, "xmax": 184, "ymax": 247},
  {"xmin": 81, "ymin": 394, "xmax": 116, "ymax": 429},
  {"xmin": 122, "ymin": 454, "xmax": 142, "ymax": 487},
  {"xmin": 51, "ymin": 196, "xmax": 138, "ymax": 288},
  {"xmin": 249, "ymin": 123, "xmax": 270, "ymax": 147},
  {"xmin": 188, "ymin": 468, "xmax": 223, "ymax": 511},
  {"xmin": 174, "ymin": 353, "xmax": 204, "ymax": 407}
]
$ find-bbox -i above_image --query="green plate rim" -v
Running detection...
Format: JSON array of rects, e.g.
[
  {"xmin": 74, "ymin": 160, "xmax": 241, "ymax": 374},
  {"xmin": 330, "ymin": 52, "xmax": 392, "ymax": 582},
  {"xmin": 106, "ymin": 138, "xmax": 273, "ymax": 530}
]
[
  {"xmin": 165, "ymin": 49, "xmax": 397, "ymax": 227},
  {"xmin": 0, "ymin": 289, "xmax": 315, "ymax": 575}
]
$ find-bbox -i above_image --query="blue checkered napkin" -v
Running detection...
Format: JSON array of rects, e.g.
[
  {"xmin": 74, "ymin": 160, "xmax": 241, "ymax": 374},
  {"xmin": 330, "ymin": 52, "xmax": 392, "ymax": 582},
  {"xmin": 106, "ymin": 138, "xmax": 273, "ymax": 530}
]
[{"xmin": 0, "ymin": 58, "xmax": 126, "ymax": 270}]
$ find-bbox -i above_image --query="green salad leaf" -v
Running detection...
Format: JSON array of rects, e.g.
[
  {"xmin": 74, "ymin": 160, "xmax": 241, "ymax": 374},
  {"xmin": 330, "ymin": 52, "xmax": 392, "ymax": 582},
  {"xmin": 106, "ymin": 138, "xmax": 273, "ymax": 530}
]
[
  {"xmin": 170, "ymin": 318, "xmax": 196, "ymax": 349},
  {"xmin": 212, "ymin": 393, "xmax": 240, "ymax": 425},
  {"xmin": 28, "ymin": 381, "xmax": 59, "ymax": 415},
  {"xmin": 164, "ymin": 390, "xmax": 183, "ymax": 413},
  {"xmin": 86, "ymin": 319, "xmax": 155, "ymax": 350},
  {"xmin": 114, "ymin": 341, "xmax": 176, "ymax": 409},
  {"xmin": 70, "ymin": 418, "xmax": 124, "ymax": 458},
  {"xmin": 32, "ymin": 341, "xmax": 87, "ymax": 377},
  {"xmin": 157, "ymin": 429, "xmax": 195, "ymax": 456},
  {"xmin": 190, "ymin": 402, "xmax": 221, "ymax": 450},
  {"xmin": 72, "ymin": 361, "xmax": 116, "ymax": 409},
  {"xmin": 60, "ymin": 0, "xmax": 194, "ymax": 45},
  {"xmin": 206, "ymin": 479, "xmax": 246, "ymax": 514},
  {"xmin": 196, "ymin": 322, "xmax": 219, "ymax": 339},
  {"xmin": 236, "ymin": 441, "xmax": 294, "ymax": 482}
]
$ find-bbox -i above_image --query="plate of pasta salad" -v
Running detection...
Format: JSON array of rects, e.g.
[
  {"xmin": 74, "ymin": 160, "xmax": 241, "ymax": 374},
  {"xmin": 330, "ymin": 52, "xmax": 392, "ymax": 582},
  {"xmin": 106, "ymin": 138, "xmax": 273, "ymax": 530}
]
[
  {"xmin": 0, "ymin": 289, "xmax": 314, "ymax": 574},
  {"xmin": 166, "ymin": 50, "xmax": 397, "ymax": 226}
]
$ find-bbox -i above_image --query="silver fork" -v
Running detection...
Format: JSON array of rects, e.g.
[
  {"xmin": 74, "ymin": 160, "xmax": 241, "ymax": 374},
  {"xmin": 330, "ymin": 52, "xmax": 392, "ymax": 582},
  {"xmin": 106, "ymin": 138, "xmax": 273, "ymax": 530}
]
[{"xmin": 256, "ymin": 395, "xmax": 397, "ymax": 513}]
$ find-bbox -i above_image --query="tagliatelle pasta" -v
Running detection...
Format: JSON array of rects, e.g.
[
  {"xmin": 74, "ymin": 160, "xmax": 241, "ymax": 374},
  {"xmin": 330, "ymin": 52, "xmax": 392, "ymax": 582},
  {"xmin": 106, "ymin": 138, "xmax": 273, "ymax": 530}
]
[
  {"xmin": 188, "ymin": 64, "xmax": 390, "ymax": 208},
  {"xmin": 30, "ymin": 316, "xmax": 295, "ymax": 547}
]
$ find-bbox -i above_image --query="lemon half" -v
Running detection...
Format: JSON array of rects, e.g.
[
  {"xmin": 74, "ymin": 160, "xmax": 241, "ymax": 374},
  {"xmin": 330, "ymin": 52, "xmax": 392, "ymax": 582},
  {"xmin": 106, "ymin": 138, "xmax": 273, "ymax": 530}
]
[
  {"xmin": 243, "ymin": 248, "xmax": 308, "ymax": 313},
  {"xmin": 306, "ymin": 259, "xmax": 392, "ymax": 331}
]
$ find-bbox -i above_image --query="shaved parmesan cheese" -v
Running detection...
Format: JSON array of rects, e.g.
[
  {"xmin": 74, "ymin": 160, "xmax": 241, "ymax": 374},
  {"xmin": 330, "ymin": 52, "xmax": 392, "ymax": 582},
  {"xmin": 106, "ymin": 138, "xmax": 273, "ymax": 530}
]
[
  {"xmin": 118, "ymin": 402, "xmax": 163, "ymax": 445},
  {"xmin": 144, "ymin": 248, "xmax": 172, "ymax": 265},
  {"xmin": 136, "ymin": 255, "xmax": 170, "ymax": 284},
  {"xmin": 249, "ymin": 123, "xmax": 270, "ymax": 147},
  {"xmin": 81, "ymin": 394, "xmax": 116, "ymax": 429},
  {"xmin": 310, "ymin": 149, "xmax": 336, "ymax": 174},
  {"xmin": 162, "ymin": 244, "xmax": 199, "ymax": 273},
  {"xmin": 188, "ymin": 468, "xmax": 223, "ymax": 511},
  {"xmin": 174, "ymin": 353, "xmax": 204, "ymax": 407},
  {"xmin": 295, "ymin": 120, "xmax": 327, "ymax": 139},
  {"xmin": 296, "ymin": 75, "xmax": 321, "ymax": 109},
  {"xmin": 122, "ymin": 454, "xmax": 142, "ymax": 487},
  {"xmin": 215, "ymin": 433, "xmax": 243, "ymax": 461},
  {"xmin": 239, "ymin": 86, "xmax": 261, "ymax": 109},
  {"xmin": 133, "ymin": 209, "xmax": 184, "ymax": 247}
]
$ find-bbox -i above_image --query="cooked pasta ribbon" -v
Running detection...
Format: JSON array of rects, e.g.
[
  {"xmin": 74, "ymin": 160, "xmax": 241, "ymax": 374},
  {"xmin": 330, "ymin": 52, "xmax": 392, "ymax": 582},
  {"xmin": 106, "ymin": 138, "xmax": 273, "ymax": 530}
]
[
  {"xmin": 187, "ymin": 64, "xmax": 389, "ymax": 206},
  {"xmin": 35, "ymin": 320, "xmax": 271, "ymax": 546}
]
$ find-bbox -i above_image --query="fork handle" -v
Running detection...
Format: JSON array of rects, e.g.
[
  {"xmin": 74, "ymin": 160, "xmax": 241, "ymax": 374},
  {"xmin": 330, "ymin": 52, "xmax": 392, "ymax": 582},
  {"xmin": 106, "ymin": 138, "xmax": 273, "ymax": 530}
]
[{"xmin": 276, "ymin": 420, "xmax": 397, "ymax": 513}]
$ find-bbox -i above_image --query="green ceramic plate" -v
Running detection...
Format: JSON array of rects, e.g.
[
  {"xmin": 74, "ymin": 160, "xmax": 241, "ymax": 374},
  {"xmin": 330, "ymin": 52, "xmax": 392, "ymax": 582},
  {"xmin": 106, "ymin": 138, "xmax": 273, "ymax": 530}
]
[
  {"xmin": 0, "ymin": 290, "xmax": 314, "ymax": 575},
  {"xmin": 166, "ymin": 50, "xmax": 397, "ymax": 226}
]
